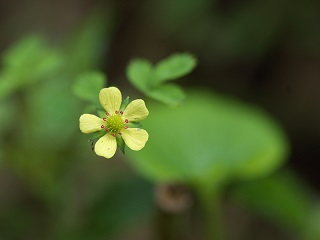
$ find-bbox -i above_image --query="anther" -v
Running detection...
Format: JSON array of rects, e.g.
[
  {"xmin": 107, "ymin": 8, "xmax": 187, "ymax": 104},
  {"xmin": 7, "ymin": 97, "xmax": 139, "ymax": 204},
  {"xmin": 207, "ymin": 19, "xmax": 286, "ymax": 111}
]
[
  {"xmin": 106, "ymin": 128, "xmax": 109, "ymax": 132},
  {"xmin": 106, "ymin": 112, "xmax": 109, "ymax": 116},
  {"xmin": 115, "ymin": 111, "xmax": 118, "ymax": 114},
  {"xmin": 101, "ymin": 125, "xmax": 104, "ymax": 128},
  {"xmin": 124, "ymin": 126, "xmax": 128, "ymax": 129},
  {"xmin": 118, "ymin": 132, "xmax": 122, "ymax": 135},
  {"xmin": 103, "ymin": 117, "xmax": 106, "ymax": 121},
  {"xmin": 120, "ymin": 111, "xmax": 123, "ymax": 115},
  {"xmin": 125, "ymin": 119, "xmax": 129, "ymax": 123},
  {"xmin": 112, "ymin": 133, "xmax": 116, "ymax": 137}
]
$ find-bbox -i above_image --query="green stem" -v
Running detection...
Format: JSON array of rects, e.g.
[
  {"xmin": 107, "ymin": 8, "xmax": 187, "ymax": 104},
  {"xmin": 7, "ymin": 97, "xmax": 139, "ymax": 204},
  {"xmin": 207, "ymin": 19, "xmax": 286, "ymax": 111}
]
[{"xmin": 197, "ymin": 186, "xmax": 225, "ymax": 240}]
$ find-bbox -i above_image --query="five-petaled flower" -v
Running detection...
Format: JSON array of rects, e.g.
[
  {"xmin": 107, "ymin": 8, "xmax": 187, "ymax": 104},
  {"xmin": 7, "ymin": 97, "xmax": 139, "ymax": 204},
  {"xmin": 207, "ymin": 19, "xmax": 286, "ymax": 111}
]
[{"xmin": 79, "ymin": 87, "xmax": 149, "ymax": 158}]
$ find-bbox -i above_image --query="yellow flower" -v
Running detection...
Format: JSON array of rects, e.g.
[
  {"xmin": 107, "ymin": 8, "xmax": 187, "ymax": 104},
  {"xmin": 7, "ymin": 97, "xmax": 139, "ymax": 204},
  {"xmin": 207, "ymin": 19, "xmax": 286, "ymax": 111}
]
[{"xmin": 79, "ymin": 87, "xmax": 149, "ymax": 158}]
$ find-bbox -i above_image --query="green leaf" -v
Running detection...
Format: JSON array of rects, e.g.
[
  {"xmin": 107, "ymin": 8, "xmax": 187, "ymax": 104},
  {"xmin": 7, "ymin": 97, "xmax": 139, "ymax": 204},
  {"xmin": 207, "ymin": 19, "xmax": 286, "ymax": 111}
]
[
  {"xmin": 0, "ymin": 99, "xmax": 16, "ymax": 135},
  {"xmin": 116, "ymin": 134, "xmax": 125, "ymax": 154},
  {"xmin": 147, "ymin": 84, "xmax": 186, "ymax": 106},
  {"xmin": 73, "ymin": 71, "xmax": 106, "ymax": 102},
  {"xmin": 127, "ymin": 89, "xmax": 289, "ymax": 187},
  {"xmin": 91, "ymin": 130, "xmax": 107, "ymax": 142},
  {"xmin": 126, "ymin": 59, "xmax": 152, "ymax": 91},
  {"xmin": 126, "ymin": 54, "xmax": 196, "ymax": 106},
  {"xmin": 127, "ymin": 122, "xmax": 143, "ymax": 128},
  {"xmin": 97, "ymin": 108, "xmax": 106, "ymax": 118},
  {"xmin": 23, "ymin": 78, "xmax": 81, "ymax": 149},
  {"xmin": 2, "ymin": 35, "xmax": 45, "ymax": 68},
  {"xmin": 120, "ymin": 96, "xmax": 130, "ymax": 112},
  {"xmin": 0, "ymin": 35, "xmax": 64, "ymax": 99},
  {"xmin": 153, "ymin": 53, "xmax": 196, "ymax": 84}
]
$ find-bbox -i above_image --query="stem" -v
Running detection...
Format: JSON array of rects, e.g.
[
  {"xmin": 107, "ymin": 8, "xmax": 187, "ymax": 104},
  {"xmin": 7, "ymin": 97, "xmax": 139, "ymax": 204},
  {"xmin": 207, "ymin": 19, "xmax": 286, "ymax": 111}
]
[{"xmin": 197, "ymin": 186, "xmax": 225, "ymax": 240}]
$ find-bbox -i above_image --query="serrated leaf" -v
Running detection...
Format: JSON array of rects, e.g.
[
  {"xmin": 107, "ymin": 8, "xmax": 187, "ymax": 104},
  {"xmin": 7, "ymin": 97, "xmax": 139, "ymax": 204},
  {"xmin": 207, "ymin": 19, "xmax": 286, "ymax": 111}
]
[
  {"xmin": 73, "ymin": 71, "xmax": 106, "ymax": 102},
  {"xmin": 147, "ymin": 84, "xmax": 186, "ymax": 106},
  {"xmin": 153, "ymin": 53, "xmax": 196, "ymax": 84},
  {"xmin": 126, "ymin": 59, "xmax": 152, "ymax": 91}
]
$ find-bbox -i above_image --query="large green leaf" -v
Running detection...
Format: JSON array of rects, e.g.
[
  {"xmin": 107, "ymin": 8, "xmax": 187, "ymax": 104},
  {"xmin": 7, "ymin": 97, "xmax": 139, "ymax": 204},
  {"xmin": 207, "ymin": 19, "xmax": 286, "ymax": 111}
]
[{"xmin": 127, "ymin": 89, "xmax": 288, "ymax": 187}]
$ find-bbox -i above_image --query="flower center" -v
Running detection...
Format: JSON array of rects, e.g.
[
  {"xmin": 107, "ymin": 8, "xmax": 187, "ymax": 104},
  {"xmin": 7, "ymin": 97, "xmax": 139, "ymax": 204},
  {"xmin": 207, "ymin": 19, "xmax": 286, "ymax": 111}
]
[{"xmin": 105, "ymin": 114, "xmax": 124, "ymax": 134}]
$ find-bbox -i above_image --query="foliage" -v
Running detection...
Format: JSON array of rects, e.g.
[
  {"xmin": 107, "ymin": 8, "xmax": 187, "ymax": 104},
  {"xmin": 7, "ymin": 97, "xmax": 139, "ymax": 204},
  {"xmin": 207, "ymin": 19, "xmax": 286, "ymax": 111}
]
[
  {"xmin": 126, "ymin": 90, "xmax": 288, "ymax": 188},
  {"xmin": 127, "ymin": 53, "xmax": 196, "ymax": 106},
  {"xmin": 0, "ymin": 2, "xmax": 320, "ymax": 240}
]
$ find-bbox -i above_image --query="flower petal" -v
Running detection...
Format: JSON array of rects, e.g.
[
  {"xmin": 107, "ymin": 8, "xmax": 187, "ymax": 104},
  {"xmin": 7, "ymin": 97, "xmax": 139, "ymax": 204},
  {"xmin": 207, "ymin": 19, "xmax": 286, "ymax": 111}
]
[
  {"xmin": 121, "ymin": 128, "xmax": 149, "ymax": 151},
  {"xmin": 123, "ymin": 99, "xmax": 149, "ymax": 122},
  {"xmin": 99, "ymin": 87, "xmax": 122, "ymax": 114},
  {"xmin": 79, "ymin": 114, "xmax": 105, "ymax": 134},
  {"xmin": 94, "ymin": 133, "xmax": 117, "ymax": 158}
]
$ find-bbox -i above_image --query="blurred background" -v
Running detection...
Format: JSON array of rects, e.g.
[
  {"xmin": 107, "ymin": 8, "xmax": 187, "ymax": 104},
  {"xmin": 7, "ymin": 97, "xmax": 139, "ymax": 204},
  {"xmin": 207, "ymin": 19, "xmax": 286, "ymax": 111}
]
[{"xmin": 0, "ymin": 0, "xmax": 320, "ymax": 239}]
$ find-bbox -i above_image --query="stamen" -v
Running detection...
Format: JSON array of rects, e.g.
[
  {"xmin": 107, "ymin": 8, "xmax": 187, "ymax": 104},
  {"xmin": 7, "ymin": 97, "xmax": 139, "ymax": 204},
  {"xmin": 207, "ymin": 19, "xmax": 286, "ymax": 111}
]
[
  {"xmin": 115, "ymin": 111, "xmax": 118, "ymax": 114},
  {"xmin": 101, "ymin": 125, "xmax": 104, "ymax": 128},
  {"xmin": 124, "ymin": 126, "xmax": 128, "ymax": 129},
  {"xmin": 120, "ymin": 111, "xmax": 123, "ymax": 115},
  {"xmin": 103, "ymin": 117, "xmax": 106, "ymax": 121},
  {"xmin": 106, "ymin": 112, "xmax": 109, "ymax": 116},
  {"xmin": 118, "ymin": 132, "xmax": 122, "ymax": 135},
  {"xmin": 112, "ymin": 133, "xmax": 116, "ymax": 137},
  {"xmin": 125, "ymin": 119, "xmax": 129, "ymax": 123}
]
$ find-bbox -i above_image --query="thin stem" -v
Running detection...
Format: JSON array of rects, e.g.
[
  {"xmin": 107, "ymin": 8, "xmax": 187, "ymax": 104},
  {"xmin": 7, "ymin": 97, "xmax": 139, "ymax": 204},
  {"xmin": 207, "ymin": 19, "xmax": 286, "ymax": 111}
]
[{"xmin": 197, "ymin": 186, "xmax": 225, "ymax": 240}]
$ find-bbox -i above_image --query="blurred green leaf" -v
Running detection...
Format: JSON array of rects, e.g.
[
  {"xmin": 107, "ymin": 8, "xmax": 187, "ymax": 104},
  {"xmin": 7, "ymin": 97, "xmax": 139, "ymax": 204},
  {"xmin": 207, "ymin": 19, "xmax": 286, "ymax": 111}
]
[
  {"xmin": 127, "ymin": 53, "xmax": 196, "ymax": 106},
  {"xmin": 126, "ymin": 59, "xmax": 152, "ymax": 91},
  {"xmin": 127, "ymin": 89, "xmax": 288, "ymax": 188},
  {"xmin": 0, "ymin": 35, "xmax": 64, "ymax": 99},
  {"xmin": 0, "ymin": 99, "xmax": 16, "ymax": 135},
  {"xmin": 2, "ymin": 35, "xmax": 47, "ymax": 68},
  {"xmin": 73, "ymin": 71, "xmax": 106, "ymax": 102},
  {"xmin": 232, "ymin": 170, "xmax": 317, "ymax": 238},
  {"xmin": 305, "ymin": 204, "xmax": 320, "ymax": 240},
  {"xmin": 153, "ymin": 53, "xmax": 196, "ymax": 84},
  {"xmin": 23, "ymin": 77, "xmax": 81, "ymax": 149},
  {"xmin": 148, "ymin": 84, "xmax": 186, "ymax": 106}
]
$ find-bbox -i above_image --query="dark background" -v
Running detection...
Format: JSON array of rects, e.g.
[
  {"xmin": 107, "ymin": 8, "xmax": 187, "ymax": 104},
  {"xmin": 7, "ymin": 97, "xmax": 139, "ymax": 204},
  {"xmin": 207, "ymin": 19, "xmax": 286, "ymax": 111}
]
[{"xmin": 0, "ymin": 0, "xmax": 319, "ymax": 239}]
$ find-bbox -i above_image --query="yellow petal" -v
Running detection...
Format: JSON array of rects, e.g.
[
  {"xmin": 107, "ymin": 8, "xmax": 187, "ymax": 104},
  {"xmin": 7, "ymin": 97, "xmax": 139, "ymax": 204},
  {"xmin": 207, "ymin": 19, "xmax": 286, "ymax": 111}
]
[
  {"xmin": 121, "ymin": 128, "xmax": 149, "ymax": 151},
  {"xmin": 79, "ymin": 114, "xmax": 105, "ymax": 134},
  {"xmin": 94, "ymin": 133, "xmax": 117, "ymax": 158},
  {"xmin": 99, "ymin": 87, "xmax": 122, "ymax": 114},
  {"xmin": 123, "ymin": 99, "xmax": 149, "ymax": 122}
]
